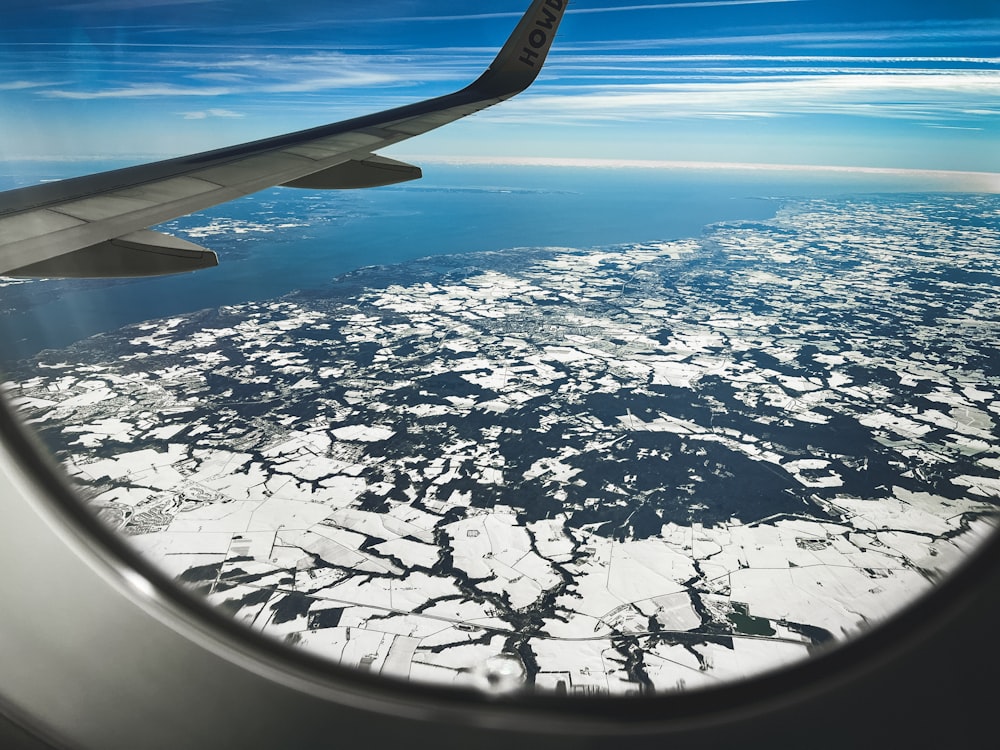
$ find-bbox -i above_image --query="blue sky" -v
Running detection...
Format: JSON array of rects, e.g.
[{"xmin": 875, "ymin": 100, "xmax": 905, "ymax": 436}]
[{"xmin": 1, "ymin": 0, "xmax": 998, "ymax": 173}]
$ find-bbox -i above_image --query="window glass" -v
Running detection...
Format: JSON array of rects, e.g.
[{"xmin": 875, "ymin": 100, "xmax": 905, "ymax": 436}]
[{"xmin": 2, "ymin": 0, "xmax": 998, "ymax": 696}]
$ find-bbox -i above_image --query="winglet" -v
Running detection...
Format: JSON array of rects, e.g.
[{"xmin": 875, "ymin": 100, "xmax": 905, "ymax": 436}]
[{"xmin": 468, "ymin": 0, "xmax": 569, "ymax": 99}]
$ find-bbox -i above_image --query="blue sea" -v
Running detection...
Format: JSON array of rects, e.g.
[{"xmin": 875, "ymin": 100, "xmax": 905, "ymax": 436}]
[{"xmin": 0, "ymin": 161, "xmax": 969, "ymax": 365}]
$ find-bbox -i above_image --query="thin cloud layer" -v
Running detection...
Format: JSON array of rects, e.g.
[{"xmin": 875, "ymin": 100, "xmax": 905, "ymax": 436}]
[{"xmin": 179, "ymin": 108, "xmax": 244, "ymax": 119}]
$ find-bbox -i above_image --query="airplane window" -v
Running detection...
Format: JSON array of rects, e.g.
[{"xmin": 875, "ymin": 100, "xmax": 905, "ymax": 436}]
[{"xmin": 1, "ymin": 0, "xmax": 998, "ymax": 704}]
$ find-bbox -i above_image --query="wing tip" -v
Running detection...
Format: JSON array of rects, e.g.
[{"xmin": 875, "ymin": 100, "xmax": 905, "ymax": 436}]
[{"xmin": 470, "ymin": 0, "xmax": 569, "ymax": 99}]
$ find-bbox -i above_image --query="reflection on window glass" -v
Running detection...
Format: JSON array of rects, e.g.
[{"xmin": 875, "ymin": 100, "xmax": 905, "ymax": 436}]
[{"xmin": 2, "ymin": 0, "xmax": 999, "ymax": 697}]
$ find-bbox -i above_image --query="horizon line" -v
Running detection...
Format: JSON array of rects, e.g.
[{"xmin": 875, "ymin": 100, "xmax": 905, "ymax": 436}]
[
  {"xmin": 393, "ymin": 155, "xmax": 1000, "ymax": 189},
  {"xmin": 3, "ymin": 154, "xmax": 999, "ymax": 192}
]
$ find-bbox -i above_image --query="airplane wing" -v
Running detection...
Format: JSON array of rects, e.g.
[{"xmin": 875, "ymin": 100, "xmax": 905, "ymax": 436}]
[{"xmin": 0, "ymin": 0, "xmax": 568, "ymax": 279}]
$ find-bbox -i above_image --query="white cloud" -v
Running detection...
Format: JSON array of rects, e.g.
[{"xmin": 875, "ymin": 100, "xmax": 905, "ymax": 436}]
[
  {"xmin": 0, "ymin": 80, "xmax": 66, "ymax": 91},
  {"xmin": 179, "ymin": 108, "xmax": 244, "ymax": 120},
  {"xmin": 28, "ymin": 47, "xmax": 462, "ymax": 101},
  {"xmin": 923, "ymin": 124, "xmax": 985, "ymax": 131},
  {"xmin": 491, "ymin": 71, "xmax": 1000, "ymax": 123},
  {"xmin": 556, "ymin": 20, "xmax": 1000, "ymax": 52},
  {"xmin": 353, "ymin": 0, "xmax": 804, "ymax": 23},
  {"xmin": 41, "ymin": 84, "xmax": 233, "ymax": 99},
  {"xmin": 569, "ymin": 1, "xmax": 806, "ymax": 15},
  {"xmin": 186, "ymin": 72, "xmax": 251, "ymax": 83},
  {"xmin": 38, "ymin": 66, "xmax": 416, "ymax": 100},
  {"xmin": 399, "ymin": 154, "xmax": 1000, "ymax": 192},
  {"xmin": 555, "ymin": 53, "xmax": 1000, "ymax": 65},
  {"xmin": 163, "ymin": 50, "xmax": 460, "ymax": 82}
]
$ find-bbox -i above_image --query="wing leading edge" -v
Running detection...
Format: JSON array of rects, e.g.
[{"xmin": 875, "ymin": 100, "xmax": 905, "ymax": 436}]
[{"xmin": 0, "ymin": 0, "xmax": 568, "ymax": 278}]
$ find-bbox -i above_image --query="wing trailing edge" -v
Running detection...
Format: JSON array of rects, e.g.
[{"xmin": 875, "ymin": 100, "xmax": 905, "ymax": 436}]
[{"xmin": 0, "ymin": 0, "xmax": 569, "ymax": 279}]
